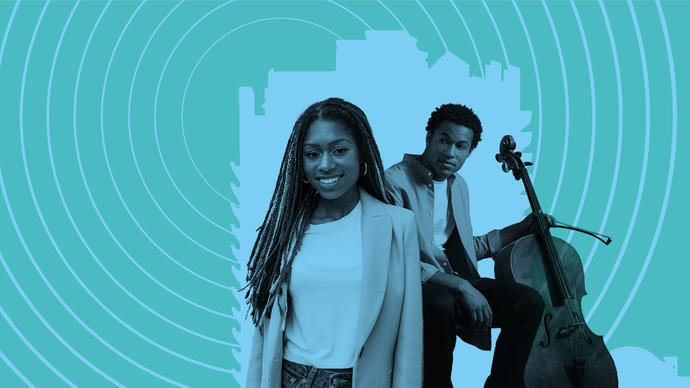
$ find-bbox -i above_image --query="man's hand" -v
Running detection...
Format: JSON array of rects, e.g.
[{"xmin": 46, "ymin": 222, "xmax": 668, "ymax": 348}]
[
  {"xmin": 429, "ymin": 272, "xmax": 492, "ymax": 331},
  {"xmin": 455, "ymin": 279, "xmax": 493, "ymax": 331},
  {"xmin": 500, "ymin": 212, "xmax": 557, "ymax": 247},
  {"xmin": 520, "ymin": 212, "xmax": 556, "ymax": 235}
]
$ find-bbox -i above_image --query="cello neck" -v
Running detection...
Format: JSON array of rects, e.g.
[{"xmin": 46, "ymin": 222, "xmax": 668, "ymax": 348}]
[
  {"xmin": 518, "ymin": 167, "xmax": 543, "ymax": 214},
  {"xmin": 496, "ymin": 134, "xmax": 574, "ymax": 303},
  {"xmin": 518, "ymin": 162, "xmax": 574, "ymax": 303}
]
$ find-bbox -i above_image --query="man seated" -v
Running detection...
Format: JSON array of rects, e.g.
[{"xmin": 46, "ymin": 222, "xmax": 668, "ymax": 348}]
[{"xmin": 386, "ymin": 103, "xmax": 548, "ymax": 388}]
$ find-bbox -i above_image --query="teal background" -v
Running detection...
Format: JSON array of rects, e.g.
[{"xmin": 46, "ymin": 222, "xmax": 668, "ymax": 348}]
[{"xmin": 0, "ymin": 1, "xmax": 687, "ymax": 386}]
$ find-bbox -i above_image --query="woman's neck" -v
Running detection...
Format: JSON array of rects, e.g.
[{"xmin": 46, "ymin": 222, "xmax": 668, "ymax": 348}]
[{"xmin": 311, "ymin": 186, "xmax": 360, "ymax": 224}]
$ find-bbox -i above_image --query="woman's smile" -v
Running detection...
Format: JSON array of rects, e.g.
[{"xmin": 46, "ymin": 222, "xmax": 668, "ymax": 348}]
[{"xmin": 316, "ymin": 175, "xmax": 342, "ymax": 185}]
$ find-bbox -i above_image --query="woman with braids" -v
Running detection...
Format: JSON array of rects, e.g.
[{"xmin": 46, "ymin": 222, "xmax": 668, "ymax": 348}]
[{"xmin": 245, "ymin": 97, "xmax": 423, "ymax": 388}]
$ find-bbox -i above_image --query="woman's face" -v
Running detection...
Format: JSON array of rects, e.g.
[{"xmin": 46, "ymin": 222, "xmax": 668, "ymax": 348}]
[{"xmin": 302, "ymin": 119, "xmax": 361, "ymax": 201}]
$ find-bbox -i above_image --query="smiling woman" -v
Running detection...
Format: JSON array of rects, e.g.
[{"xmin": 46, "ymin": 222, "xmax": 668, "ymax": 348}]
[
  {"xmin": 302, "ymin": 119, "xmax": 361, "ymax": 221},
  {"xmin": 244, "ymin": 98, "xmax": 423, "ymax": 388}
]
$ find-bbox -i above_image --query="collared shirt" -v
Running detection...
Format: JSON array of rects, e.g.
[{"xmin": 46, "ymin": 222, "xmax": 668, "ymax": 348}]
[{"xmin": 386, "ymin": 154, "xmax": 502, "ymax": 282}]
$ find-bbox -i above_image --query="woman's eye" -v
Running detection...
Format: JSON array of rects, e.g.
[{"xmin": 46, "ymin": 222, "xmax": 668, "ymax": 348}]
[
  {"xmin": 305, "ymin": 151, "xmax": 319, "ymax": 159},
  {"xmin": 333, "ymin": 148, "xmax": 347, "ymax": 155}
]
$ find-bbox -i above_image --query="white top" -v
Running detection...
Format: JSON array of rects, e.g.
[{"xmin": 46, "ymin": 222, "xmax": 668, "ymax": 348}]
[
  {"xmin": 283, "ymin": 202, "xmax": 363, "ymax": 368},
  {"xmin": 433, "ymin": 179, "xmax": 454, "ymax": 248}
]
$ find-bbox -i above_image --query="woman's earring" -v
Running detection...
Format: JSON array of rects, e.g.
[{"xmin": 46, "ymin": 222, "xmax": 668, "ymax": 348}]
[
  {"xmin": 360, "ymin": 162, "xmax": 368, "ymax": 176},
  {"xmin": 302, "ymin": 175, "xmax": 310, "ymax": 184}
]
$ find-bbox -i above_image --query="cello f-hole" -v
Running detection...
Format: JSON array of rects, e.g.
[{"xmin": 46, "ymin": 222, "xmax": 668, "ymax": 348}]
[{"xmin": 540, "ymin": 313, "xmax": 553, "ymax": 348}]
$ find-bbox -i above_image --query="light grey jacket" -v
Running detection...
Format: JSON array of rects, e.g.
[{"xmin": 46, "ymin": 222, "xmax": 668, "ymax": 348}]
[{"xmin": 246, "ymin": 188, "xmax": 423, "ymax": 388}]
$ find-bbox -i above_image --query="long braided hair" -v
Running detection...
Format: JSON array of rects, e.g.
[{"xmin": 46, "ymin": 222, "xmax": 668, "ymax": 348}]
[{"xmin": 245, "ymin": 97, "xmax": 393, "ymax": 327}]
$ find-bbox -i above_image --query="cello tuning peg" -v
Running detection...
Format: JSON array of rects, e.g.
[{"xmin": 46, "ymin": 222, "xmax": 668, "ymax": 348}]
[
  {"xmin": 502, "ymin": 163, "xmax": 509, "ymax": 173},
  {"xmin": 515, "ymin": 151, "xmax": 522, "ymax": 158},
  {"xmin": 499, "ymin": 135, "xmax": 516, "ymax": 152},
  {"xmin": 525, "ymin": 162, "xmax": 533, "ymax": 166}
]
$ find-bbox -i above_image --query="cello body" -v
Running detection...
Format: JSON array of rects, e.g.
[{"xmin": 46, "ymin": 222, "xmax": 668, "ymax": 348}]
[
  {"xmin": 495, "ymin": 236, "xmax": 618, "ymax": 387},
  {"xmin": 494, "ymin": 135, "xmax": 617, "ymax": 387}
]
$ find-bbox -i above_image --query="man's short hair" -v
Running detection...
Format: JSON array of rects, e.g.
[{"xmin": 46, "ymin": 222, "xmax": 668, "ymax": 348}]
[{"xmin": 425, "ymin": 103, "xmax": 483, "ymax": 151}]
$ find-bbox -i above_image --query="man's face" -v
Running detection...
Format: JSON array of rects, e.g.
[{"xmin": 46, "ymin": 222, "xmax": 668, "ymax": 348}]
[{"xmin": 422, "ymin": 120, "xmax": 474, "ymax": 181}]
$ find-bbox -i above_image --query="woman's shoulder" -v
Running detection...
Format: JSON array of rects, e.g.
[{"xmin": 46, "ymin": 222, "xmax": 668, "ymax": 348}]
[
  {"xmin": 380, "ymin": 201, "xmax": 416, "ymax": 224},
  {"xmin": 360, "ymin": 188, "xmax": 414, "ymax": 222}
]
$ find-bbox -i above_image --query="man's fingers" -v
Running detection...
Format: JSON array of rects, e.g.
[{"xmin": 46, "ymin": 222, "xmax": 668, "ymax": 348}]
[
  {"xmin": 475, "ymin": 307, "xmax": 485, "ymax": 329},
  {"xmin": 547, "ymin": 214, "xmax": 556, "ymax": 226},
  {"xmin": 470, "ymin": 309, "xmax": 479, "ymax": 327},
  {"xmin": 478, "ymin": 309, "xmax": 487, "ymax": 330}
]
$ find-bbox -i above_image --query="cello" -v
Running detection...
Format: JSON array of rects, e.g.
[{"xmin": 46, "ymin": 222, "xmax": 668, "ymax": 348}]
[{"xmin": 494, "ymin": 135, "xmax": 618, "ymax": 387}]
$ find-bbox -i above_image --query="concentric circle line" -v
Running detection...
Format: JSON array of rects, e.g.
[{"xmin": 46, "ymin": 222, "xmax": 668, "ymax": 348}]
[
  {"xmin": 0, "ymin": 0, "xmax": 19, "ymax": 69},
  {"xmin": 587, "ymin": 0, "xmax": 652, "ymax": 323},
  {"xmin": 100, "ymin": 0, "xmax": 233, "ymax": 291},
  {"xmin": 178, "ymin": 111, "xmax": 235, "ymax": 205},
  {"xmin": 0, "ymin": 295, "xmax": 74, "ymax": 387},
  {"xmin": 156, "ymin": 10, "xmax": 344, "ymax": 263},
  {"xmin": 540, "ymin": 0, "xmax": 570, "ymax": 217},
  {"xmin": 511, "ymin": 1, "xmax": 544, "ymax": 183},
  {"xmin": 181, "ymin": 17, "xmax": 345, "ymax": 67},
  {"xmin": 65, "ymin": 0, "xmax": 232, "ymax": 320},
  {"xmin": 147, "ymin": 132, "xmax": 233, "ymax": 235},
  {"xmin": 415, "ymin": 0, "xmax": 448, "ymax": 53},
  {"xmin": 135, "ymin": 1, "xmax": 238, "ymax": 239},
  {"xmin": 164, "ymin": 1, "xmax": 233, "ymax": 210},
  {"xmin": 582, "ymin": 0, "xmax": 624, "ymax": 274},
  {"xmin": 17, "ymin": 1, "xmax": 123, "ymax": 384},
  {"xmin": 29, "ymin": 0, "xmax": 234, "ymax": 380},
  {"xmin": 2, "ymin": 180, "xmax": 116, "ymax": 386},
  {"xmin": 563, "ymin": 0, "xmax": 597, "ymax": 254},
  {"xmin": 47, "ymin": 0, "xmax": 233, "ymax": 342},
  {"xmin": 178, "ymin": 132, "xmax": 235, "ymax": 205},
  {"xmin": 376, "ymin": 0, "xmax": 407, "ymax": 31},
  {"xmin": 605, "ymin": 0, "xmax": 676, "ymax": 341},
  {"xmin": 481, "ymin": 0, "xmax": 509, "ymax": 66},
  {"xmin": 151, "ymin": 17, "xmax": 340, "ymax": 238},
  {"xmin": 125, "ymin": 1, "xmax": 237, "ymax": 262},
  {"xmin": 329, "ymin": 0, "xmax": 372, "ymax": 30},
  {"xmin": 180, "ymin": 16, "xmax": 346, "ymax": 259},
  {"xmin": 44, "ymin": 0, "xmax": 233, "ymax": 347},
  {"xmin": 181, "ymin": 17, "xmax": 347, "ymax": 184},
  {"xmin": 66, "ymin": 0, "xmax": 234, "ymax": 326},
  {"xmin": 0, "ymin": 345, "xmax": 34, "ymax": 387},
  {"xmin": 449, "ymin": 0, "xmax": 485, "ymax": 79},
  {"xmin": 3, "ymin": 179, "xmax": 163, "ymax": 387}
]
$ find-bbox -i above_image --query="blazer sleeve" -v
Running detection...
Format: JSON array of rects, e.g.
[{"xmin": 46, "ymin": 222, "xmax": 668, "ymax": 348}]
[
  {"xmin": 246, "ymin": 325, "xmax": 263, "ymax": 388},
  {"xmin": 392, "ymin": 212, "xmax": 424, "ymax": 388},
  {"xmin": 473, "ymin": 229, "xmax": 503, "ymax": 259}
]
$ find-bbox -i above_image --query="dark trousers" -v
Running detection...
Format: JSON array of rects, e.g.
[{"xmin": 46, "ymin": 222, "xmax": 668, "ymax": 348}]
[{"xmin": 422, "ymin": 279, "xmax": 545, "ymax": 388}]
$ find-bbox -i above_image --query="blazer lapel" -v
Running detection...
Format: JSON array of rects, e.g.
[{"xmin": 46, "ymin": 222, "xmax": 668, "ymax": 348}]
[{"xmin": 355, "ymin": 189, "xmax": 392, "ymax": 350}]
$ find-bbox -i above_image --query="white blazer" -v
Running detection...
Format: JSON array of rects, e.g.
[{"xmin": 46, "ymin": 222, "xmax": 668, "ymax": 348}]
[{"xmin": 246, "ymin": 188, "xmax": 423, "ymax": 388}]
